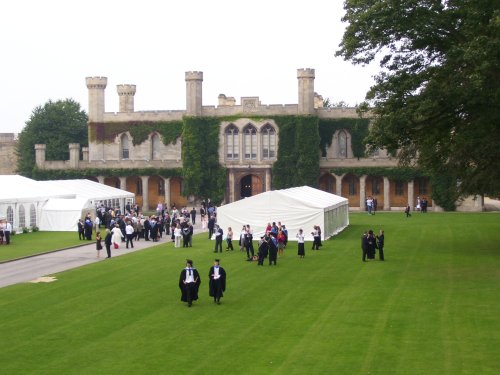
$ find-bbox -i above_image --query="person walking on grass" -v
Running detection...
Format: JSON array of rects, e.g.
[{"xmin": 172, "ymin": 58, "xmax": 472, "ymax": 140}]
[
  {"xmin": 226, "ymin": 227, "xmax": 234, "ymax": 251},
  {"xmin": 125, "ymin": 221, "xmax": 134, "ymax": 249},
  {"xmin": 96, "ymin": 231, "xmax": 103, "ymax": 258},
  {"xmin": 377, "ymin": 230, "xmax": 385, "ymax": 261},
  {"xmin": 214, "ymin": 225, "xmax": 223, "ymax": 253},
  {"xmin": 179, "ymin": 260, "xmax": 201, "ymax": 307},
  {"xmin": 104, "ymin": 229, "xmax": 112, "ymax": 258},
  {"xmin": 296, "ymin": 229, "xmax": 305, "ymax": 258},
  {"xmin": 209, "ymin": 259, "xmax": 226, "ymax": 304}
]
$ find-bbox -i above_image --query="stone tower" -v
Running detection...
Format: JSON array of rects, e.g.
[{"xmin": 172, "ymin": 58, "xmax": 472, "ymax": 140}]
[
  {"xmin": 117, "ymin": 84, "xmax": 136, "ymax": 113},
  {"xmin": 185, "ymin": 71, "xmax": 203, "ymax": 116},
  {"xmin": 297, "ymin": 68, "xmax": 315, "ymax": 114},
  {"xmin": 86, "ymin": 77, "xmax": 108, "ymax": 122}
]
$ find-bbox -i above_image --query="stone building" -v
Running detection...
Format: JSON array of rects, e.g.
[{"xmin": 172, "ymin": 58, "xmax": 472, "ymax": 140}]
[
  {"xmin": 0, "ymin": 133, "xmax": 18, "ymax": 175},
  {"xmin": 34, "ymin": 69, "xmax": 482, "ymax": 212}
]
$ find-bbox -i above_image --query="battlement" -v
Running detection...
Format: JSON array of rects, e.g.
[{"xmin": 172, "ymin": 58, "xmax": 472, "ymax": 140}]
[
  {"xmin": 185, "ymin": 71, "xmax": 203, "ymax": 81},
  {"xmin": 86, "ymin": 76, "xmax": 108, "ymax": 89},
  {"xmin": 297, "ymin": 68, "xmax": 315, "ymax": 79},
  {"xmin": 117, "ymin": 84, "xmax": 136, "ymax": 96}
]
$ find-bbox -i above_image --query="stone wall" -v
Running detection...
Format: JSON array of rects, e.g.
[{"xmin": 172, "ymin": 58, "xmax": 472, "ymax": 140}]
[{"xmin": 0, "ymin": 133, "xmax": 18, "ymax": 175}]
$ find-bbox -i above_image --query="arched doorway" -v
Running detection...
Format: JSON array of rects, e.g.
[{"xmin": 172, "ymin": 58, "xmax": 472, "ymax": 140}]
[
  {"xmin": 240, "ymin": 174, "xmax": 262, "ymax": 199},
  {"xmin": 319, "ymin": 173, "xmax": 336, "ymax": 194}
]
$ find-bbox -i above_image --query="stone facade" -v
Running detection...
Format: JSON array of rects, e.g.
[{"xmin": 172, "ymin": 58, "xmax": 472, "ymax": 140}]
[
  {"xmin": 0, "ymin": 134, "xmax": 18, "ymax": 175},
  {"xmin": 34, "ymin": 69, "xmax": 482, "ymax": 212}
]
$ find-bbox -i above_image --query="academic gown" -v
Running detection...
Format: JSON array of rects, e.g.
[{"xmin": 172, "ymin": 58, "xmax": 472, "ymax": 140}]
[
  {"xmin": 208, "ymin": 266, "xmax": 226, "ymax": 298},
  {"xmin": 179, "ymin": 268, "xmax": 201, "ymax": 302}
]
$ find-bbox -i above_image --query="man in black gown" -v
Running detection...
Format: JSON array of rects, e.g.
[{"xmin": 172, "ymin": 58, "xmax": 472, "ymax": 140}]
[
  {"xmin": 179, "ymin": 260, "xmax": 201, "ymax": 307},
  {"xmin": 208, "ymin": 259, "xmax": 226, "ymax": 304}
]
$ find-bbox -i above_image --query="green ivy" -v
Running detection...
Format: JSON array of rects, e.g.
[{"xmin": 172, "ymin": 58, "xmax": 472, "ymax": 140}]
[
  {"xmin": 319, "ymin": 118, "xmax": 370, "ymax": 158},
  {"xmin": 181, "ymin": 117, "xmax": 227, "ymax": 204},
  {"xmin": 272, "ymin": 116, "xmax": 320, "ymax": 189},
  {"xmin": 329, "ymin": 167, "xmax": 427, "ymax": 181},
  {"xmin": 31, "ymin": 167, "xmax": 182, "ymax": 180},
  {"xmin": 89, "ymin": 121, "xmax": 183, "ymax": 146}
]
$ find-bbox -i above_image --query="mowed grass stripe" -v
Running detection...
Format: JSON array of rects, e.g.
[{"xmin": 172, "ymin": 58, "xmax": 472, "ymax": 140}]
[{"xmin": 0, "ymin": 213, "xmax": 499, "ymax": 374}]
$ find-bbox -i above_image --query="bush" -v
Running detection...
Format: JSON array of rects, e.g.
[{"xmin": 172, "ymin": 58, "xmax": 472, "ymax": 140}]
[
  {"xmin": 22, "ymin": 227, "xmax": 30, "ymax": 234},
  {"xmin": 32, "ymin": 226, "xmax": 39, "ymax": 232}
]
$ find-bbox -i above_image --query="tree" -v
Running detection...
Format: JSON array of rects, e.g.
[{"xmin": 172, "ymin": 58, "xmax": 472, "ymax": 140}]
[
  {"xmin": 336, "ymin": 0, "xmax": 500, "ymax": 197},
  {"xmin": 17, "ymin": 99, "xmax": 88, "ymax": 176}
]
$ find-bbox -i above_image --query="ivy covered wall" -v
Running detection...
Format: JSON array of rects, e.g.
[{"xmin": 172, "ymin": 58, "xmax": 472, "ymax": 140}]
[{"xmin": 318, "ymin": 118, "xmax": 370, "ymax": 158}]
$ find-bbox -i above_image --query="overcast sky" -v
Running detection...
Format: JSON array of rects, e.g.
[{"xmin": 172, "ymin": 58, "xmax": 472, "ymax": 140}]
[{"xmin": 1, "ymin": 0, "xmax": 380, "ymax": 134}]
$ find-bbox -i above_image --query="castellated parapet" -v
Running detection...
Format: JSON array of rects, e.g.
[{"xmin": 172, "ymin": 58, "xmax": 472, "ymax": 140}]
[
  {"xmin": 86, "ymin": 77, "xmax": 108, "ymax": 122},
  {"xmin": 297, "ymin": 68, "xmax": 315, "ymax": 115},
  {"xmin": 185, "ymin": 71, "xmax": 203, "ymax": 116},
  {"xmin": 117, "ymin": 84, "xmax": 136, "ymax": 113}
]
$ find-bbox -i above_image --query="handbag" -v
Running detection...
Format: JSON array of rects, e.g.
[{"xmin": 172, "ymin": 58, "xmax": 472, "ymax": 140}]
[{"xmin": 114, "ymin": 242, "xmax": 119, "ymax": 249}]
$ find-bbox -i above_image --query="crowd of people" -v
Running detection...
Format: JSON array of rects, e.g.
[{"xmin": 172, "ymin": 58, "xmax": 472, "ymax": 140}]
[
  {"xmin": 0, "ymin": 219, "xmax": 12, "ymax": 245},
  {"xmin": 361, "ymin": 229, "xmax": 385, "ymax": 262}
]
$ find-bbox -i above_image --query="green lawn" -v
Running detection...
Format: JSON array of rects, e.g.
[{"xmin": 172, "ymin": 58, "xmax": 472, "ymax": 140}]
[
  {"xmin": 0, "ymin": 231, "xmax": 86, "ymax": 262},
  {"xmin": 0, "ymin": 212, "xmax": 498, "ymax": 374}
]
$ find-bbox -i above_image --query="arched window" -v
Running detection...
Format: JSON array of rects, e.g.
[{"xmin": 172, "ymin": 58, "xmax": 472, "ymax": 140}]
[
  {"xmin": 158, "ymin": 179, "xmax": 165, "ymax": 195},
  {"xmin": 244, "ymin": 125, "xmax": 257, "ymax": 160},
  {"xmin": 338, "ymin": 130, "xmax": 348, "ymax": 158},
  {"xmin": 120, "ymin": 134, "xmax": 130, "ymax": 160},
  {"xmin": 30, "ymin": 204, "xmax": 36, "ymax": 227},
  {"xmin": 151, "ymin": 133, "xmax": 161, "ymax": 160},
  {"xmin": 225, "ymin": 125, "xmax": 239, "ymax": 160},
  {"xmin": 19, "ymin": 205, "xmax": 26, "ymax": 228},
  {"xmin": 7, "ymin": 206, "xmax": 13, "ymax": 225},
  {"xmin": 136, "ymin": 179, "xmax": 143, "ymax": 196},
  {"xmin": 261, "ymin": 124, "xmax": 276, "ymax": 159}
]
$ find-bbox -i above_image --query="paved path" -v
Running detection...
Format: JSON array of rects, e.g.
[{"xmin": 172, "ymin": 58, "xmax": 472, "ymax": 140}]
[{"xmin": 0, "ymin": 219, "xmax": 207, "ymax": 289}]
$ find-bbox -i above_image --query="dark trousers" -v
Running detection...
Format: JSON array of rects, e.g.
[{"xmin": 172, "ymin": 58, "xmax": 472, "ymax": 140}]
[
  {"xmin": 185, "ymin": 282, "xmax": 196, "ymax": 306},
  {"xmin": 126, "ymin": 234, "xmax": 134, "ymax": 248},
  {"xmin": 379, "ymin": 246, "xmax": 385, "ymax": 261},
  {"xmin": 312, "ymin": 237, "xmax": 321, "ymax": 249},
  {"xmin": 79, "ymin": 230, "xmax": 84, "ymax": 240},
  {"xmin": 269, "ymin": 251, "xmax": 277, "ymax": 265},
  {"xmin": 208, "ymin": 228, "xmax": 214, "ymax": 239},
  {"xmin": 246, "ymin": 241, "xmax": 254, "ymax": 258},
  {"xmin": 105, "ymin": 244, "xmax": 111, "ymax": 258},
  {"xmin": 362, "ymin": 248, "xmax": 368, "ymax": 261},
  {"xmin": 211, "ymin": 279, "xmax": 223, "ymax": 301},
  {"xmin": 5, "ymin": 231, "xmax": 11, "ymax": 245},
  {"xmin": 226, "ymin": 238, "xmax": 234, "ymax": 250},
  {"xmin": 183, "ymin": 235, "xmax": 191, "ymax": 247},
  {"xmin": 215, "ymin": 239, "xmax": 222, "ymax": 252}
]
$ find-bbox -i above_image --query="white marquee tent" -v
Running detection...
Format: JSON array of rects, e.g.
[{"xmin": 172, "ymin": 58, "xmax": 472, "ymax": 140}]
[
  {"xmin": 216, "ymin": 186, "xmax": 349, "ymax": 242},
  {"xmin": 0, "ymin": 175, "xmax": 134, "ymax": 232}
]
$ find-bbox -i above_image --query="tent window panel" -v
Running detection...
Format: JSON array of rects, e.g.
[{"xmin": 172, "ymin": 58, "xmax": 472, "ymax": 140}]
[
  {"xmin": 6, "ymin": 206, "xmax": 13, "ymax": 226},
  {"xmin": 30, "ymin": 204, "xmax": 36, "ymax": 227},
  {"xmin": 19, "ymin": 205, "xmax": 26, "ymax": 228}
]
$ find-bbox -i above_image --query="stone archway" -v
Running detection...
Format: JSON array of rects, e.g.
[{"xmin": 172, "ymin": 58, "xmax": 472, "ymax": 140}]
[{"xmin": 240, "ymin": 174, "xmax": 262, "ymax": 199}]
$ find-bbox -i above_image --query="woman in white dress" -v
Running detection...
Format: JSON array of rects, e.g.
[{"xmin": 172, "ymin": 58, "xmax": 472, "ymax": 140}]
[
  {"xmin": 173, "ymin": 223, "xmax": 182, "ymax": 248},
  {"xmin": 111, "ymin": 224, "xmax": 123, "ymax": 249}
]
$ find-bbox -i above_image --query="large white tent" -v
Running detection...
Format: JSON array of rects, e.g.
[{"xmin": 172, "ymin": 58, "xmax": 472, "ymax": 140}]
[
  {"xmin": 216, "ymin": 186, "xmax": 349, "ymax": 242},
  {"xmin": 0, "ymin": 175, "xmax": 134, "ymax": 232}
]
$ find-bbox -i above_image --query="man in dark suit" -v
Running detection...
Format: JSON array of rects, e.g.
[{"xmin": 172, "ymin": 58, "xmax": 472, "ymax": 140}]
[
  {"xmin": 361, "ymin": 231, "xmax": 368, "ymax": 262},
  {"xmin": 377, "ymin": 230, "xmax": 385, "ymax": 261},
  {"xmin": 208, "ymin": 259, "xmax": 226, "ymax": 304},
  {"xmin": 214, "ymin": 225, "xmax": 223, "ymax": 253},
  {"xmin": 179, "ymin": 260, "xmax": 201, "ymax": 307},
  {"xmin": 208, "ymin": 216, "xmax": 216, "ymax": 239}
]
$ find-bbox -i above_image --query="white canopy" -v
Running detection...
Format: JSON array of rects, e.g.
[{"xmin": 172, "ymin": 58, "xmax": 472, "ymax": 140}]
[
  {"xmin": 0, "ymin": 175, "xmax": 134, "ymax": 231},
  {"xmin": 216, "ymin": 186, "xmax": 349, "ymax": 242}
]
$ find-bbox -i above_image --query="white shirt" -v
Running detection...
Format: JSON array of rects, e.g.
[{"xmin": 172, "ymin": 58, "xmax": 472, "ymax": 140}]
[
  {"xmin": 213, "ymin": 266, "xmax": 220, "ymax": 280},
  {"xmin": 184, "ymin": 267, "xmax": 195, "ymax": 283},
  {"xmin": 174, "ymin": 227, "xmax": 182, "ymax": 237},
  {"xmin": 296, "ymin": 233, "xmax": 305, "ymax": 243},
  {"xmin": 125, "ymin": 224, "xmax": 134, "ymax": 235}
]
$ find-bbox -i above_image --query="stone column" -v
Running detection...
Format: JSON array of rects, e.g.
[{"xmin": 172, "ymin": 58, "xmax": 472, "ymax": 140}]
[
  {"xmin": 297, "ymin": 68, "xmax": 315, "ymax": 114},
  {"xmin": 34, "ymin": 144, "xmax": 46, "ymax": 168},
  {"xmin": 265, "ymin": 168, "xmax": 272, "ymax": 192},
  {"xmin": 333, "ymin": 173, "xmax": 344, "ymax": 196},
  {"xmin": 164, "ymin": 178, "xmax": 171, "ymax": 208},
  {"xmin": 185, "ymin": 71, "xmax": 203, "ymax": 116},
  {"xmin": 119, "ymin": 176, "xmax": 126, "ymax": 190},
  {"xmin": 117, "ymin": 84, "xmax": 136, "ymax": 112},
  {"xmin": 86, "ymin": 77, "xmax": 107, "ymax": 122},
  {"xmin": 407, "ymin": 180, "xmax": 415, "ymax": 209},
  {"xmin": 383, "ymin": 177, "xmax": 390, "ymax": 210},
  {"xmin": 359, "ymin": 175, "xmax": 367, "ymax": 211},
  {"xmin": 69, "ymin": 143, "xmax": 80, "ymax": 169},
  {"xmin": 228, "ymin": 169, "xmax": 235, "ymax": 203},
  {"xmin": 141, "ymin": 176, "xmax": 149, "ymax": 211},
  {"xmin": 82, "ymin": 147, "xmax": 89, "ymax": 161}
]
